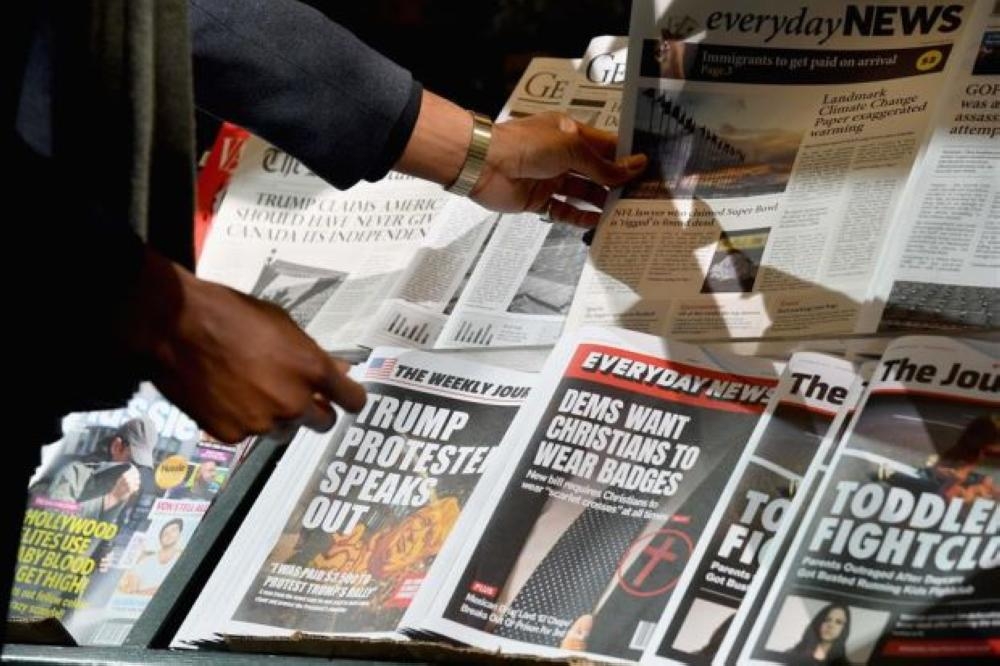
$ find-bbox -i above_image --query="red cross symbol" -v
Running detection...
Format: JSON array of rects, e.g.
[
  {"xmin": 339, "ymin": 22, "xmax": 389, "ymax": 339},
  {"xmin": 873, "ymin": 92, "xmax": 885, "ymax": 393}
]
[{"xmin": 616, "ymin": 528, "xmax": 692, "ymax": 598}]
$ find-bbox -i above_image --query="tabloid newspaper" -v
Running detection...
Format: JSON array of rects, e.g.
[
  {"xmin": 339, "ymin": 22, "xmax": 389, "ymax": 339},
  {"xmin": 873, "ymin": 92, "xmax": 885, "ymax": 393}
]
[
  {"xmin": 640, "ymin": 353, "xmax": 861, "ymax": 665},
  {"xmin": 195, "ymin": 137, "xmax": 452, "ymax": 353},
  {"xmin": 711, "ymin": 362, "xmax": 878, "ymax": 666},
  {"xmin": 9, "ymin": 385, "xmax": 236, "ymax": 645},
  {"xmin": 740, "ymin": 335, "xmax": 999, "ymax": 665},
  {"xmin": 405, "ymin": 325, "xmax": 782, "ymax": 662},
  {"xmin": 567, "ymin": 0, "xmax": 997, "ymax": 342},
  {"xmin": 172, "ymin": 348, "xmax": 534, "ymax": 646}
]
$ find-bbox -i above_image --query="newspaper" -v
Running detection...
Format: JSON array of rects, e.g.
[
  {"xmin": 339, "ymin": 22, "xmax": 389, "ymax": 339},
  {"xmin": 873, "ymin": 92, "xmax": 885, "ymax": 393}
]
[
  {"xmin": 862, "ymin": 8, "xmax": 1000, "ymax": 334},
  {"xmin": 406, "ymin": 325, "xmax": 781, "ymax": 662},
  {"xmin": 639, "ymin": 352, "xmax": 860, "ymax": 665},
  {"xmin": 567, "ymin": 0, "xmax": 995, "ymax": 342},
  {"xmin": 196, "ymin": 138, "xmax": 452, "ymax": 352},
  {"xmin": 711, "ymin": 361, "xmax": 877, "ymax": 666},
  {"xmin": 172, "ymin": 348, "xmax": 534, "ymax": 645},
  {"xmin": 740, "ymin": 335, "xmax": 999, "ymax": 664},
  {"xmin": 9, "ymin": 385, "xmax": 236, "ymax": 645},
  {"xmin": 363, "ymin": 38, "xmax": 629, "ymax": 352}
]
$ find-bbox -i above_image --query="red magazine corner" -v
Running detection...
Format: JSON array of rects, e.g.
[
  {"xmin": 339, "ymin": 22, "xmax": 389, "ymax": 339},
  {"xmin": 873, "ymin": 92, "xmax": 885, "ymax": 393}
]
[{"xmin": 194, "ymin": 122, "xmax": 250, "ymax": 262}]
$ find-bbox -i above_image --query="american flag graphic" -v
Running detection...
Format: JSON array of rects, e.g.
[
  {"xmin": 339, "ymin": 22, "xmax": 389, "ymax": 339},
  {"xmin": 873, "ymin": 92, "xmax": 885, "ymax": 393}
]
[{"xmin": 365, "ymin": 357, "xmax": 397, "ymax": 380}]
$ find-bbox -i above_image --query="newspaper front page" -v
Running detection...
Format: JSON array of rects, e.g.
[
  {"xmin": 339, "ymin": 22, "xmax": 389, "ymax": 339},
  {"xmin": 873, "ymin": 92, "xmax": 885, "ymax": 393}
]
[
  {"xmin": 172, "ymin": 349, "xmax": 534, "ymax": 645},
  {"xmin": 741, "ymin": 335, "xmax": 999, "ymax": 664},
  {"xmin": 712, "ymin": 362, "xmax": 877, "ymax": 665},
  {"xmin": 196, "ymin": 139, "xmax": 451, "ymax": 352},
  {"xmin": 567, "ymin": 0, "xmax": 989, "ymax": 342},
  {"xmin": 411, "ymin": 325, "xmax": 780, "ymax": 662},
  {"xmin": 434, "ymin": 39, "xmax": 629, "ymax": 351},
  {"xmin": 641, "ymin": 352, "xmax": 859, "ymax": 665}
]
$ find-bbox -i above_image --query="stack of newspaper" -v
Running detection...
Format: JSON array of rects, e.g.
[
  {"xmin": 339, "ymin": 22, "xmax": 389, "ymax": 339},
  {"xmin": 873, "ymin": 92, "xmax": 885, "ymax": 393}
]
[{"xmin": 173, "ymin": 327, "xmax": 998, "ymax": 665}]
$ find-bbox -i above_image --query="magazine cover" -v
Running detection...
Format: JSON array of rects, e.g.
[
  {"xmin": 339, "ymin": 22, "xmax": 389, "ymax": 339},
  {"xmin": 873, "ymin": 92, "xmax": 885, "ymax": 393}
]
[
  {"xmin": 9, "ymin": 384, "xmax": 234, "ymax": 645},
  {"xmin": 414, "ymin": 326, "xmax": 781, "ymax": 662},
  {"xmin": 742, "ymin": 335, "xmax": 999, "ymax": 664},
  {"xmin": 173, "ymin": 348, "xmax": 535, "ymax": 645},
  {"xmin": 641, "ymin": 353, "xmax": 859, "ymax": 665}
]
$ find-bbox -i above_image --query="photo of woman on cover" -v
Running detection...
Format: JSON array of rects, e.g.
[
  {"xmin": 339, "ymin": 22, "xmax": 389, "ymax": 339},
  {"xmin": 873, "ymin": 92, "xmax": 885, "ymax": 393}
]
[
  {"xmin": 764, "ymin": 595, "xmax": 889, "ymax": 665},
  {"xmin": 786, "ymin": 602, "xmax": 851, "ymax": 665}
]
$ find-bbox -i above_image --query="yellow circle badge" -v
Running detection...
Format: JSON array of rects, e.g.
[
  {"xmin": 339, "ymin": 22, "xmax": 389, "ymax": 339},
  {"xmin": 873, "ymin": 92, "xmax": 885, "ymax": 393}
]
[
  {"xmin": 916, "ymin": 49, "xmax": 943, "ymax": 72},
  {"xmin": 155, "ymin": 454, "xmax": 189, "ymax": 489}
]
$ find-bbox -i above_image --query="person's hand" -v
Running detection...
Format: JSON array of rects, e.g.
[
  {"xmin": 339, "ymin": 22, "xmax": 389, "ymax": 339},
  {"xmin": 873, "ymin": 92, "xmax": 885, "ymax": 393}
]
[
  {"xmin": 472, "ymin": 112, "xmax": 647, "ymax": 226},
  {"xmin": 123, "ymin": 251, "xmax": 366, "ymax": 443},
  {"xmin": 395, "ymin": 91, "xmax": 646, "ymax": 227},
  {"xmin": 104, "ymin": 466, "xmax": 141, "ymax": 510},
  {"xmin": 560, "ymin": 613, "xmax": 593, "ymax": 651}
]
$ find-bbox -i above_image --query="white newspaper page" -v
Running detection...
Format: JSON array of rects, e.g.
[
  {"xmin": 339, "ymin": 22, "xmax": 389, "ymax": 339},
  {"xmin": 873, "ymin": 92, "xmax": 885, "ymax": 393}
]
[
  {"xmin": 360, "ymin": 198, "xmax": 499, "ymax": 350},
  {"xmin": 172, "ymin": 349, "xmax": 534, "ymax": 644},
  {"xmin": 361, "ymin": 55, "xmax": 581, "ymax": 351},
  {"xmin": 741, "ymin": 335, "xmax": 999, "ymax": 665},
  {"xmin": 196, "ymin": 139, "xmax": 448, "ymax": 351},
  {"xmin": 437, "ymin": 41, "xmax": 628, "ymax": 350},
  {"xmin": 413, "ymin": 325, "xmax": 780, "ymax": 662},
  {"xmin": 863, "ymin": 7, "xmax": 1000, "ymax": 334},
  {"xmin": 641, "ymin": 352, "xmax": 858, "ymax": 666},
  {"xmin": 171, "ymin": 426, "xmax": 328, "ymax": 648},
  {"xmin": 568, "ymin": 0, "xmax": 985, "ymax": 342},
  {"xmin": 713, "ymin": 364, "xmax": 874, "ymax": 665}
]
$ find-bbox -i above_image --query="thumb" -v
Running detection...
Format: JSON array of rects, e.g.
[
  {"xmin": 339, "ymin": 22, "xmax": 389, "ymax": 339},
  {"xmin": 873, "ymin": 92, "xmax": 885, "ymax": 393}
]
[{"xmin": 566, "ymin": 137, "xmax": 647, "ymax": 187}]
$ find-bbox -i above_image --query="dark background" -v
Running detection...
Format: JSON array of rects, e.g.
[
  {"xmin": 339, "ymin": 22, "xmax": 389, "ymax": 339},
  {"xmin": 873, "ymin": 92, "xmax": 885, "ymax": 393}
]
[
  {"xmin": 196, "ymin": 0, "xmax": 630, "ymax": 150},
  {"xmin": 306, "ymin": 0, "xmax": 630, "ymax": 114}
]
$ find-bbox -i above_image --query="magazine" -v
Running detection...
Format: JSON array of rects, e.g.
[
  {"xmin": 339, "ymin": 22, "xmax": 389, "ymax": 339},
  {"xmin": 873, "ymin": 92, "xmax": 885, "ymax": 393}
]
[
  {"xmin": 566, "ymin": 0, "xmax": 998, "ymax": 342},
  {"xmin": 172, "ymin": 348, "xmax": 535, "ymax": 645},
  {"xmin": 639, "ymin": 352, "xmax": 860, "ymax": 665},
  {"xmin": 406, "ymin": 325, "xmax": 781, "ymax": 662},
  {"xmin": 9, "ymin": 385, "xmax": 236, "ymax": 645},
  {"xmin": 740, "ymin": 335, "xmax": 999, "ymax": 664}
]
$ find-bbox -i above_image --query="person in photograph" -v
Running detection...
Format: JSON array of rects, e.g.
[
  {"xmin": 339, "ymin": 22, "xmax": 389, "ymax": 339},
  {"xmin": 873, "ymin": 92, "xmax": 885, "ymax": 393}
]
[
  {"xmin": 42, "ymin": 417, "xmax": 156, "ymax": 525},
  {"xmin": 879, "ymin": 413, "xmax": 999, "ymax": 502},
  {"xmin": 166, "ymin": 458, "xmax": 220, "ymax": 501},
  {"xmin": 116, "ymin": 518, "xmax": 186, "ymax": 596},
  {"xmin": 786, "ymin": 602, "xmax": 851, "ymax": 665}
]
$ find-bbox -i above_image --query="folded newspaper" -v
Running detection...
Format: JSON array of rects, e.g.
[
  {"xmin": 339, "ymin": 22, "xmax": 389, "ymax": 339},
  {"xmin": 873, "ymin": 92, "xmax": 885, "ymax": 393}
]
[
  {"xmin": 404, "ymin": 326, "xmax": 782, "ymax": 663},
  {"xmin": 194, "ymin": 36, "xmax": 629, "ymax": 356},
  {"xmin": 640, "ymin": 352, "xmax": 861, "ymax": 665},
  {"xmin": 172, "ymin": 348, "xmax": 535, "ymax": 646},
  {"xmin": 566, "ymin": 0, "xmax": 998, "ymax": 342},
  {"xmin": 739, "ymin": 335, "xmax": 999, "ymax": 665}
]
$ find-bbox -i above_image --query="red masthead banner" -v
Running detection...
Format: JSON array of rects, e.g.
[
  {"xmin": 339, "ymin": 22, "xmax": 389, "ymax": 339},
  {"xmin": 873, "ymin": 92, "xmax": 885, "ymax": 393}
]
[{"xmin": 565, "ymin": 344, "xmax": 777, "ymax": 415}]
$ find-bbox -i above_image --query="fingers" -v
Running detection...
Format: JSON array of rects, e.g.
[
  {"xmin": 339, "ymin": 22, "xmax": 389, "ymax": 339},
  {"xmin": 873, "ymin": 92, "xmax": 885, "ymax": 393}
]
[
  {"xmin": 567, "ymin": 140, "xmax": 647, "ymax": 188},
  {"xmin": 574, "ymin": 122, "xmax": 619, "ymax": 159},
  {"xmin": 544, "ymin": 198, "xmax": 602, "ymax": 228},
  {"xmin": 312, "ymin": 353, "xmax": 367, "ymax": 414},
  {"xmin": 558, "ymin": 115, "xmax": 647, "ymax": 187},
  {"xmin": 561, "ymin": 173, "xmax": 610, "ymax": 209},
  {"xmin": 297, "ymin": 392, "xmax": 339, "ymax": 433},
  {"xmin": 533, "ymin": 174, "xmax": 607, "ymax": 227}
]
